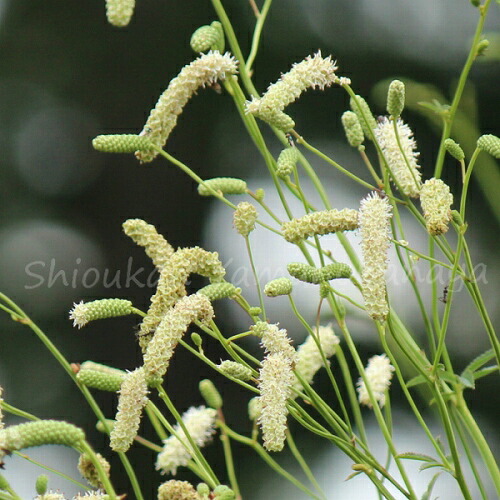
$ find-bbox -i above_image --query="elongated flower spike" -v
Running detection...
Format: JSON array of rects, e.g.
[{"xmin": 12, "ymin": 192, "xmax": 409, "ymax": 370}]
[
  {"xmin": 477, "ymin": 134, "xmax": 500, "ymax": 159},
  {"xmin": 251, "ymin": 321, "xmax": 296, "ymax": 361},
  {"xmin": 197, "ymin": 282, "xmax": 241, "ymax": 301},
  {"xmin": 218, "ymin": 360, "xmax": 253, "ymax": 381},
  {"xmin": 359, "ymin": 192, "xmax": 392, "ymax": 321},
  {"xmin": 190, "ymin": 21, "xmax": 225, "ymax": 53},
  {"xmin": 69, "ymin": 299, "xmax": 134, "ymax": 329},
  {"xmin": 76, "ymin": 361, "xmax": 126, "ymax": 392},
  {"xmin": 375, "ymin": 116, "xmax": 422, "ymax": 197},
  {"xmin": 0, "ymin": 420, "xmax": 85, "ymax": 463},
  {"xmin": 110, "ymin": 367, "xmax": 149, "ymax": 453},
  {"xmin": 386, "ymin": 80, "xmax": 405, "ymax": 118},
  {"xmin": 357, "ymin": 354, "xmax": 395, "ymax": 408},
  {"xmin": 143, "ymin": 294, "xmax": 214, "ymax": 383},
  {"xmin": 136, "ymin": 52, "xmax": 238, "ymax": 163},
  {"xmin": 233, "ymin": 202, "xmax": 258, "ymax": 236},
  {"xmin": 287, "ymin": 262, "xmax": 352, "ymax": 284},
  {"xmin": 246, "ymin": 52, "xmax": 339, "ymax": 132},
  {"xmin": 156, "ymin": 406, "xmax": 217, "ymax": 475},
  {"xmin": 264, "ymin": 277, "xmax": 293, "ymax": 297},
  {"xmin": 198, "ymin": 177, "xmax": 247, "ymax": 196},
  {"xmin": 341, "ymin": 111, "xmax": 364, "ymax": 148},
  {"xmin": 276, "ymin": 147, "xmax": 300, "ymax": 178},
  {"xmin": 123, "ymin": 218, "xmax": 174, "ymax": 270},
  {"xmin": 350, "ymin": 95, "xmax": 377, "ymax": 138},
  {"xmin": 444, "ymin": 138, "xmax": 465, "ymax": 161},
  {"xmin": 292, "ymin": 324, "xmax": 340, "ymax": 393},
  {"xmin": 199, "ymin": 379, "xmax": 223, "ymax": 409},
  {"xmin": 282, "ymin": 208, "xmax": 359, "ymax": 243},
  {"xmin": 420, "ymin": 178, "xmax": 453, "ymax": 236},
  {"xmin": 105, "ymin": 0, "xmax": 135, "ymax": 27},
  {"xmin": 92, "ymin": 134, "xmax": 151, "ymax": 153},
  {"xmin": 78, "ymin": 452, "xmax": 111, "ymax": 489}
]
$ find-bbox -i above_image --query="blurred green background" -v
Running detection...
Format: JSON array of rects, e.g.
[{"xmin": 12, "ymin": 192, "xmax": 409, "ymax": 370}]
[{"xmin": 0, "ymin": 0, "xmax": 498, "ymax": 497}]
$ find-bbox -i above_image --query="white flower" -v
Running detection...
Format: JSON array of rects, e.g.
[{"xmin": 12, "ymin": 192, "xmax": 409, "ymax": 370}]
[
  {"xmin": 420, "ymin": 178, "xmax": 453, "ymax": 235},
  {"xmin": 374, "ymin": 117, "xmax": 422, "ymax": 197},
  {"xmin": 357, "ymin": 354, "xmax": 395, "ymax": 408},
  {"xmin": 156, "ymin": 406, "xmax": 217, "ymax": 475}
]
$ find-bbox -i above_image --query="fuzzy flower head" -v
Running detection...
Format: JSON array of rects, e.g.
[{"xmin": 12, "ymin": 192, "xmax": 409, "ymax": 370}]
[
  {"xmin": 257, "ymin": 353, "xmax": 295, "ymax": 452},
  {"xmin": 420, "ymin": 178, "xmax": 453, "ymax": 236},
  {"xmin": 105, "ymin": 0, "xmax": 135, "ymax": 27},
  {"xmin": 69, "ymin": 299, "xmax": 133, "ymax": 329},
  {"xmin": 158, "ymin": 480, "xmax": 199, "ymax": 500},
  {"xmin": 156, "ymin": 406, "xmax": 217, "ymax": 475},
  {"xmin": 246, "ymin": 52, "xmax": 338, "ymax": 132},
  {"xmin": 110, "ymin": 367, "xmax": 149, "ymax": 453},
  {"xmin": 359, "ymin": 193, "xmax": 392, "ymax": 321},
  {"xmin": 136, "ymin": 52, "xmax": 238, "ymax": 163},
  {"xmin": 293, "ymin": 324, "xmax": 340, "ymax": 392},
  {"xmin": 78, "ymin": 453, "xmax": 111, "ymax": 489},
  {"xmin": 252, "ymin": 322, "xmax": 296, "ymax": 362},
  {"xmin": 374, "ymin": 117, "xmax": 422, "ymax": 197},
  {"xmin": 143, "ymin": 294, "xmax": 214, "ymax": 383},
  {"xmin": 357, "ymin": 354, "xmax": 395, "ymax": 408},
  {"xmin": 233, "ymin": 202, "xmax": 258, "ymax": 237}
]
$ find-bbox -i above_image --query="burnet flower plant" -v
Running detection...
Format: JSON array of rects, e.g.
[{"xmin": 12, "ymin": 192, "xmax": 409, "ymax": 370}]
[{"xmin": 0, "ymin": 0, "xmax": 499, "ymax": 499}]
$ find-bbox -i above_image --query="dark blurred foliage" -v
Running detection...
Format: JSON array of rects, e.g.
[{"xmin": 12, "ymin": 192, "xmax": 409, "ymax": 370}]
[{"xmin": 0, "ymin": 0, "xmax": 498, "ymax": 495}]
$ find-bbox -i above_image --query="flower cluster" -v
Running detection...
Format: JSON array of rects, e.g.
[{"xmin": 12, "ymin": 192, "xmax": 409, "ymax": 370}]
[
  {"xmin": 420, "ymin": 178, "xmax": 454, "ymax": 235},
  {"xmin": 357, "ymin": 354, "xmax": 395, "ymax": 408}
]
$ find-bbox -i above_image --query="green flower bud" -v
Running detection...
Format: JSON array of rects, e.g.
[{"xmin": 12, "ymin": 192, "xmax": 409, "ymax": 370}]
[
  {"xmin": 248, "ymin": 306, "xmax": 262, "ymax": 316},
  {"xmin": 386, "ymin": 80, "xmax": 405, "ymax": 118},
  {"xmin": 233, "ymin": 202, "xmax": 258, "ymax": 236},
  {"xmin": 0, "ymin": 421, "xmax": 85, "ymax": 459},
  {"xmin": 451, "ymin": 210, "xmax": 464, "ymax": 226},
  {"xmin": 477, "ymin": 134, "xmax": 500, "ymax": 159},
  {"xmin": 341, "ymin": 111, "xmax": 364, "ymax": 148},
  {"xmin": 213, "ymin": 485, "xmax": 235, "ymax": 499},
  {"xmin": 276, "ymin": 148, "xmax": 299, "ymax": 178},
  {"xmin": 190, "ymin": 26, "xmax": 220, "ymax": 53},
  {"xmin": 264, "ymin": 277, "xmax": 293, "ymax": 297},
  {"xmin": 69, "ymin": 299, "xmax": 134, "ymax": 328},
  {"xmin": 444, "ymin": 138, "xmax": 465, "ymax": 161},
  {"xmin": 198, "ymin": 177, "xmax": 247, "ymax": 196},
  {"xmin": 197, "ymin": 483, "xmax": 210, "ymax": 497},
  {"xmin": 92, "ymin": 134, "xmax": 150, "ymax": 153},
  {"xmin": 218, "ymin": 360, "xmax": 253, "ymax": 381},
  {"xmin": 255, "ymin": 188, "xmax": 265, "ymax": 201},
  {"xmin": 199, "ymin": 380, "xmax": 223, "ymax": 409},
  {"xmin": 476, "ymin": 39, "xmax": 489, "ymax": 56},
  {"xmin": 321, "ymin": 263, "xmax": 352, "ymax": 280},
  {"xmin": 76, "ymin": 362, "xmax": 126, "ymax": 392},
  {"xmin": 350, "ymin": 95, "xmax": 377, "ymax": 138},
  {"xmin": 287, "ymin": 262, "xmax": 351, "ymax": 284},
  {"xmin": 96, "ymin": 419, "xmax": 115, "ymax": 434},
  {"xmin": 197, "ymin": 282, "xmax": 241, "ymax": 301},
  {"xmin": 248, "ymin": 397, "xmax": 262, "ymax": 421},
  {"xmin": 319, "ymin": 281, "xmax": 330, "ymax": 299},
  {"xmin": 191, "ymin": 332, "xmax": 203, "ymax": 347}
]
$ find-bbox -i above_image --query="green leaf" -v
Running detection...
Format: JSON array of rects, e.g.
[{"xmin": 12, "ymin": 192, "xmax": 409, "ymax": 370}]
[
  {"xmin": 421, "ymin": 472, "xmax": 441, "ymax": 500},
  {"xmin": 473, "ymin": 365, "xmax": 499, "ymax": 380},
  {"xmin": 420, "ymin": 461, "xmax": 446, "ymax": 472},
  {"xmin": 397, "ymin": 452, "xmax": 437, "ymax": 463},
  {"xmin": 462, "ymin": 348, "xmax": 495, "ymax": 375},
  {"xmin": 458, "ymin": 370, "xmax": 475, "ymax": 389},
  {"xmin": 345, "ymin": 471, "xmax": 362, "ymax": 481},
  {"xmin": 418, "ymin": 99, "xmax": 450, "ymax": 115},
  {"xmin": 406, "ymin": 374, "xmax": 428, "ymax": 388}
]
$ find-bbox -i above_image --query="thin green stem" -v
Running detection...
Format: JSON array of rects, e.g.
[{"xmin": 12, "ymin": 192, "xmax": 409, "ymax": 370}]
[
  {"xmin": 246, "ymin": 0, "xmax": 273, "ymax": 73},
  {"xmin": 217, "ymin": 409, "xmax": 241, "ymax": 497}
]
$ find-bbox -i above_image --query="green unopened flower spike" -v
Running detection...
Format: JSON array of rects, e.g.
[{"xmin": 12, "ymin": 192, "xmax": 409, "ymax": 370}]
[
  {"xmin": 444, "ymin": 138, "xmax": 465, "ymax": 161},
  {"xmin": 92, "ymin": 134, "xmax": 150, "ymax": 153},
  {"xmin": 357, "ymin": 354, "xmax": 395, "ymax": 408},
  {"xmin": 248, "ymin": 397, "xmax": 262, "ymax": 421},
  {"xmin": 197, "ymin": 483, "xmax": 210, "ymax": 497},
  {"xmin": 233, "ymin": 202, "xmax": 258, "ymax": 236},
  {"xmin": 0, "ymin": 420, "xmax": 85, "ymax": 462},
  {"xmin": 264, "ymin": 277, "xmax": 293, "ymax": 297},
  {"xmin": 477, "ymin": 134, "xmax": 500, "ymax": 159},
  {"xmin": 246, "ymin": 52, "xmax": 339, "ymax": 132},
  {"xmin": 158, "ymin": 480, "xmax": 199, "ymax": 500},
  {"xmin": 190, "ymin": 21, "xmax": 224, "ymax": 53},
  {"xmin": 420, "ymin": 178, "xmax": 453, "ymax": 236},
  {"xmin": 281, "ymin": 208, "xmax": 359, "ymax": 243},
  {"xmin": 197, "ymin": 282, "xmax": 241, "ymax": 301},
  {"xmin": 287, "ymin": 262, "xmax": 351, "ymax": 284},
  {"xmin": 35, "ymin": 474, "xmax": 49, "ymax": 495},
  {"xmin": 198, "ymin": 177, "xmax": 247, "ymax": 196},
  {"xmin": 110, "ymin": 367, "xmax": 149, "ymax": 453},
  {"xmin": 213, "ymin": 485, "xmax": 236, "ymax": 499},
  {"xmin": 123, "ymin": 219, "xmax": 174, "ymax": 270},
  {"xmin": 386, "ymin": 80, "xmax": 405, "ymax": 118},
  {"xmin": 76, "ymin": 361, "xmax": 126, "ymax": 392},
  {"xmin": 341, "ymin": 111, "xmax": 364, "ymax": 148},
  {"xmin": 218, "ymin": 360, "xmax": 253, "ymax": 381},
  {"xmin": 375, "ymin": 117, "xmax": 422, "ymax": 197},
  {"xmin": 476, "ymin": 39, "xmax": 490, "ymax": 57},
  {"xmin": 156, "ymin": 406, "xmax": 217, "ymax": 475},
  {"xmin": 96, "ymin": 419, "xmax": 115, "ymax": 434},
  {"xmin": 199, "ymin": 379, "xmax": 222, "ymax": 409},
  {"xmin": 78, "ymin": 453, "xmax": 111, "ymax": 489},
  {"xmin": 359, "ymin": 193, "xmax": 392, "ymax": 321},
  {"xmin": 105, "ymin": 0, "xmax": 135, "ymax": 27},
  {"xmin": 137, "ymin": 52, "xmax": 238, "ymax": 163},
  {"xmin": 350, "ymin": 95, "xmax": 377, "ymax": 137},
  {"xmin": 69, "ymin": 299, "xmax": 133, "ymax": 329},
  {"xmin": 276, "ymin": 147, "xmax": 299, "ymax": 178}
]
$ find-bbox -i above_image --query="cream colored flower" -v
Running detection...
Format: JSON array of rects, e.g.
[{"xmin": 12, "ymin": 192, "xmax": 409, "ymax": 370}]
[
  {"xmin": 420, "ymin": 178, "xmax": 453, "ymax": 236},
  {"xmin": 357, "ymin": 354, "xmax": 395, "ymax": 408}
]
